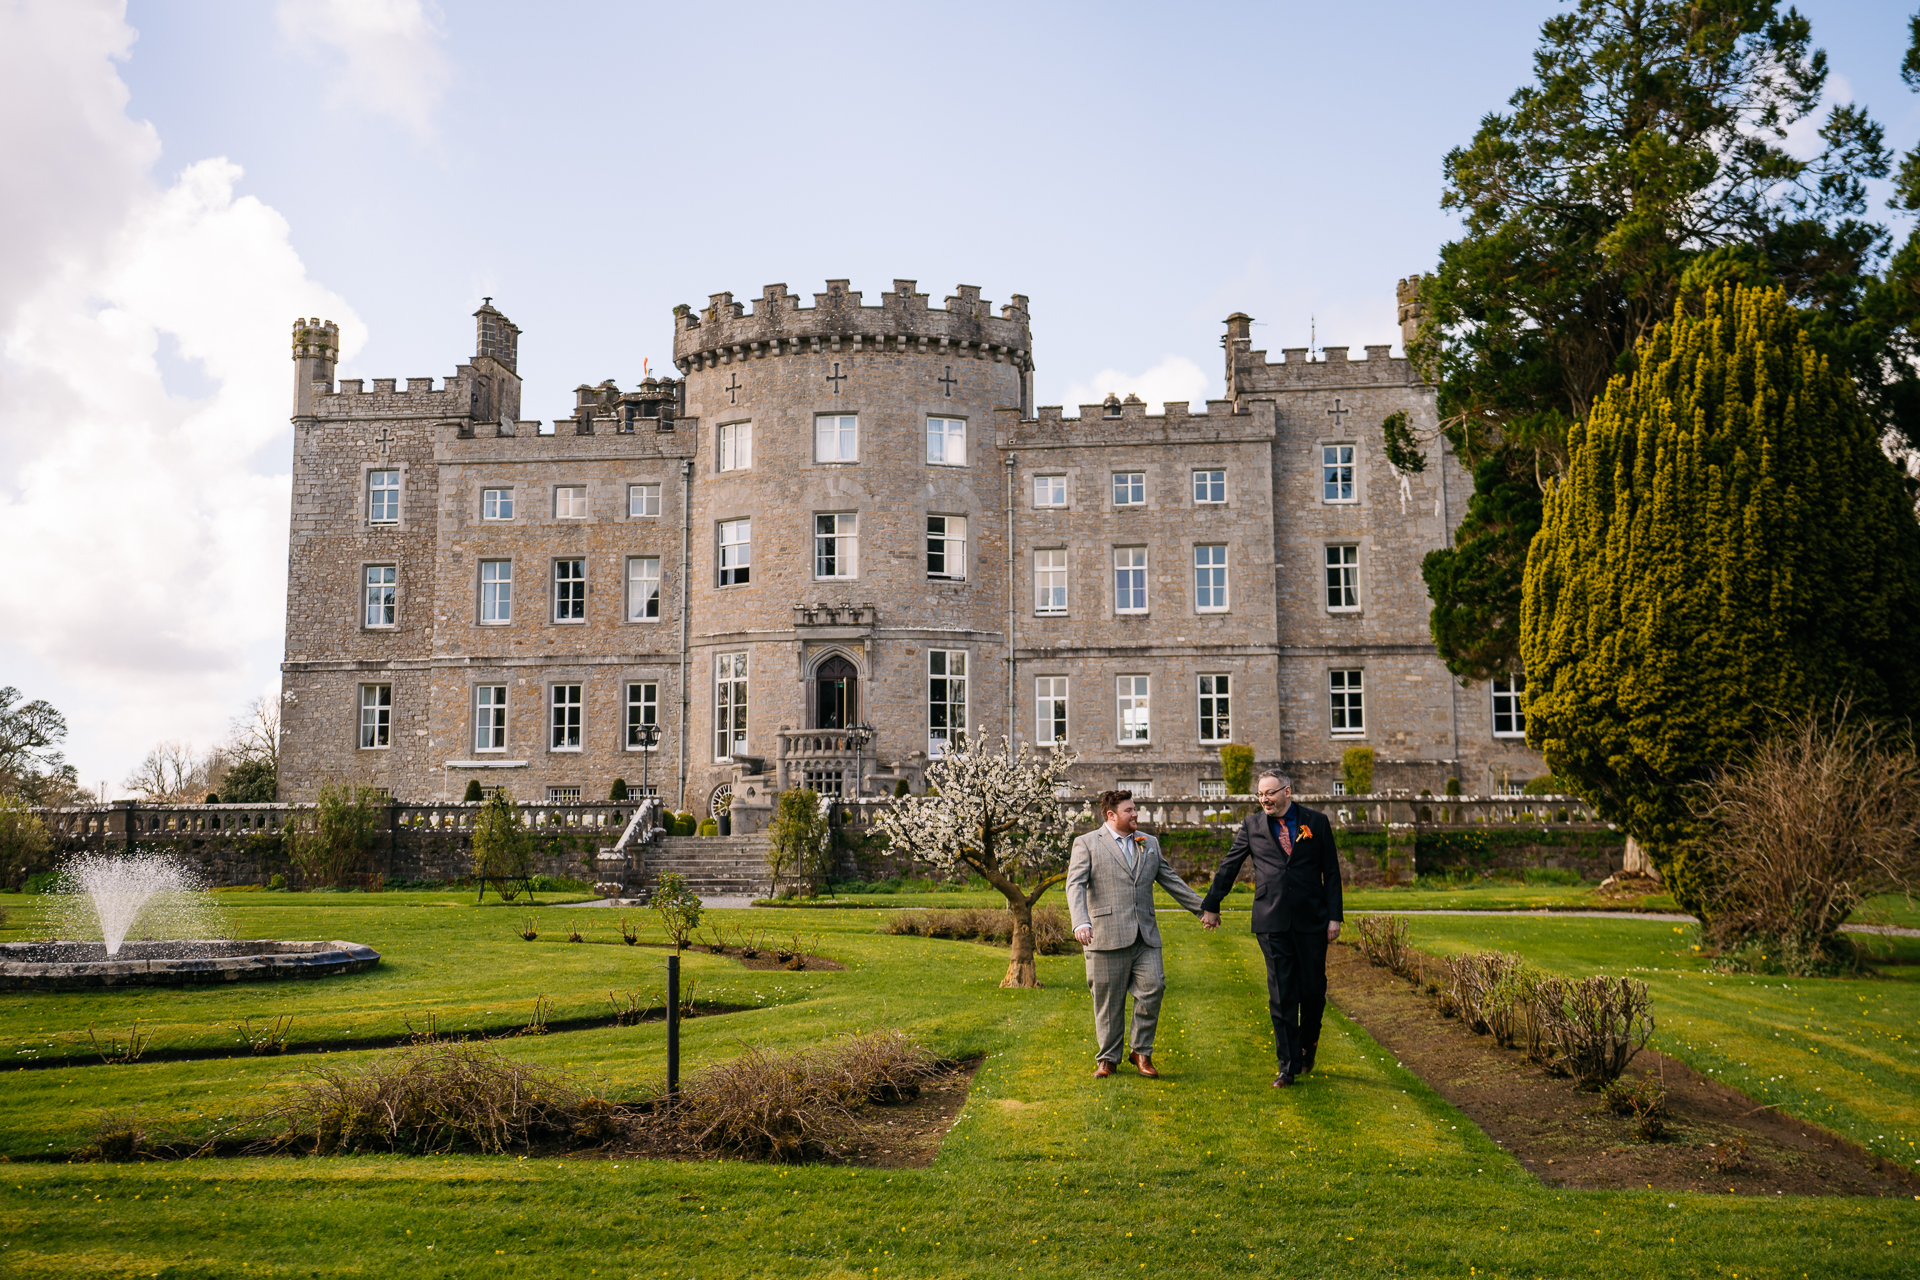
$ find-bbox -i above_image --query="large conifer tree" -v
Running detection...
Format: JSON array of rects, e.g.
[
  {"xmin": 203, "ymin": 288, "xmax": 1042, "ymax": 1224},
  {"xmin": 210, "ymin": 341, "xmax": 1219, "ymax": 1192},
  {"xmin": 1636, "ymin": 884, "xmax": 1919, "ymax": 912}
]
[{"xmin": 1521, "ymin": 285, "xmax": 1920, "ymax": 914}]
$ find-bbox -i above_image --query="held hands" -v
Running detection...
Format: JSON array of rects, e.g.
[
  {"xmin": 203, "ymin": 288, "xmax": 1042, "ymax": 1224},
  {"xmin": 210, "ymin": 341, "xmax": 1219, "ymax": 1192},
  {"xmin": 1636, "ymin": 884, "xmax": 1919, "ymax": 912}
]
[
  {"xmin": 1074, "ymin": 925, "xmax": 1093, "ymax": 945},
  {"xmin": 1200, "ymin": 911, "xmax": 1220, "ymax": 931}
]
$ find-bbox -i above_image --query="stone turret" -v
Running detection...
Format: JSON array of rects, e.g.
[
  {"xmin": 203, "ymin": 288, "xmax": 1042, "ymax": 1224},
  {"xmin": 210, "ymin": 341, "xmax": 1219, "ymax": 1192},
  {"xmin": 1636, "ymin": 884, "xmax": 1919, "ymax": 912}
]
[
  {"xmin": 671, "ymin": 279, "xmax": 1033, "ymax": 375},
  {"xmin": 1396, "ymin": 275, "xmax": 1425, "ymax": 352},
  {"xmin": 468, "ymin": 300, "xmax": 522, "ymax": 424},
  {"xmin": 291, "ymin": 317, "xmax": 339, "ymax": 417}
]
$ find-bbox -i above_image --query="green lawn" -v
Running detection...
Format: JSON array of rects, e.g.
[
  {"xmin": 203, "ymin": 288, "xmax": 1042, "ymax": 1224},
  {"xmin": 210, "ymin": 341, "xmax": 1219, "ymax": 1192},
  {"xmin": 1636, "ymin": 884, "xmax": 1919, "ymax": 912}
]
[{"xmin": 1, "ymin": 893, "xmax": 1915, "ymax": 1278}]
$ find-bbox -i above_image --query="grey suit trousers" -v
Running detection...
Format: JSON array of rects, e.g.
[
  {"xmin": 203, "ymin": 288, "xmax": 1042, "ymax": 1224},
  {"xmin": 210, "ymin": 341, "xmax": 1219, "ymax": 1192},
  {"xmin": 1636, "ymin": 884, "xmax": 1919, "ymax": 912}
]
[{"xmin": 1086, "ymin": 939, "xmax": 1166, "ymax": 1063}]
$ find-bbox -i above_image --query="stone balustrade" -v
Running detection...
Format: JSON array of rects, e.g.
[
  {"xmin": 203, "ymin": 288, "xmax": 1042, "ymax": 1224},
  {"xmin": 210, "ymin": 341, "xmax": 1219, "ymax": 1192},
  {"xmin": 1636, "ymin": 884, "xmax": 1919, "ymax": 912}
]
[{"xmin": 829, "ymin": 792, "xmax": 1601, "ymax": 832}]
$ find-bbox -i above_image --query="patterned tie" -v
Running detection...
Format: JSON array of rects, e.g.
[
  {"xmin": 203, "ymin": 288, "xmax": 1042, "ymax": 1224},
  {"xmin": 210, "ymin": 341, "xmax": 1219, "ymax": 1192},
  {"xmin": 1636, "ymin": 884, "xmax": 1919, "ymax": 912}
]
[
  {"xmin": 1275, "ymin": 816, "xmax": 1293, "ymax": 857},
  {"xmin": 1120, "ymin": 833, "xmax": 1137, "ymax": 871}
]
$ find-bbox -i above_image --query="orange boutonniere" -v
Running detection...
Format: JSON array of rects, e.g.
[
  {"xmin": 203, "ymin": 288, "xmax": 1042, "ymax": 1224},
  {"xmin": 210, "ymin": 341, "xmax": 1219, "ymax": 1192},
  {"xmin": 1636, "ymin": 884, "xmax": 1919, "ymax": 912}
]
[{"xmin": 1296, "ymin": 827, "xmax": 1313, "ymax": 841}]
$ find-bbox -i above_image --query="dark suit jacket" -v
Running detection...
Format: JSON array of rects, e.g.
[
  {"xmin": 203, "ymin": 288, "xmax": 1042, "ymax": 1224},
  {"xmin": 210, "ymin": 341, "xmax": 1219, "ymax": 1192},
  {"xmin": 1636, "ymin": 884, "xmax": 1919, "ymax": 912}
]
[{"xmin": 1200, "ymin": 804, "xmax": 1344, "ymax": 933}]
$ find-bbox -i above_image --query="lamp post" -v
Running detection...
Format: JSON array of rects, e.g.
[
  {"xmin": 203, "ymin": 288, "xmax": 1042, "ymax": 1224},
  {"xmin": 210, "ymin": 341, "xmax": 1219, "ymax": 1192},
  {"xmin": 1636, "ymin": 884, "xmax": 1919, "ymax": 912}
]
[
  {"xmin": 847, "ymin": 721, "xmax": 874, "ymax": 798},
  {"xmin": 634, "ymin": 721, "xmax": 661, "ymax": 816}
]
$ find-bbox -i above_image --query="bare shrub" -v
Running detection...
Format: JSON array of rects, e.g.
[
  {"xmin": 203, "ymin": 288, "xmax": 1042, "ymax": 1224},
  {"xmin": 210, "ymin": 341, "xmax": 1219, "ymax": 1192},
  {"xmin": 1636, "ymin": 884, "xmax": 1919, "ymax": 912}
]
[
  {"xmin": 1603, "ymin": 1075, "xmax": 1670, "ymax": 1141},
  {"xmin": 660, "ymin": 1045, "xmax": 864, "ymax": 1161},
  {"xmin": 1353, "ymin": 914, "xmax": 1412, "ymax": 973},
  {"xmin": 649, "ymin": 1029, "xmax": 938, "ymax": 1160},
  {"xmin": 1693, "ymin": 711, "xmax": 1920, "ymax": 975},
  {"xmin": 1540, "ymin": 975, "xmax": 1653, "ymax": 1089},
  {"xmin": 271, "ymin": 1041, "xmax": 588, "ymax": 1155},
  {"xmin": 824, "ymin": 1029, "xmax": 939, "ymax": 1103},
  {"xmin": 878, "ymin": 905, "xmax": 1077, "ymax": 954}
]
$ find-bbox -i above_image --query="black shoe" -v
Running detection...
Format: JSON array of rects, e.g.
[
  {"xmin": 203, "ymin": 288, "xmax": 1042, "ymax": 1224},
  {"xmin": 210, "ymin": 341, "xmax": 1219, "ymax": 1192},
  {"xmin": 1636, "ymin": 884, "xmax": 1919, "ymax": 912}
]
[
  {"xmin": 1300, "ymin": 1043, "xmax": 1318, "ymax": 1074},
  {"xmin": 1271, "ymin": 1071, "xmax": 1293, "ymax": 1088}
]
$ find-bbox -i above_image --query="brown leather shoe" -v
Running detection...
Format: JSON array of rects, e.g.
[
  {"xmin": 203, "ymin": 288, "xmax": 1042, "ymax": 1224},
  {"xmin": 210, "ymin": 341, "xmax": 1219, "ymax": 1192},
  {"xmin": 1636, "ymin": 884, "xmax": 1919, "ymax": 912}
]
[
  {"xmin": 1271, "ymin": 1071, "xmax": 1294, "ymax": 1088},
  {"xmin": 1093, "ymin": 1060, "xmax": 1116, "ymax": 1078},
  {"xmin": 1130, "ymin": 1052, "xmax": 1159, "ymax": 1078}
]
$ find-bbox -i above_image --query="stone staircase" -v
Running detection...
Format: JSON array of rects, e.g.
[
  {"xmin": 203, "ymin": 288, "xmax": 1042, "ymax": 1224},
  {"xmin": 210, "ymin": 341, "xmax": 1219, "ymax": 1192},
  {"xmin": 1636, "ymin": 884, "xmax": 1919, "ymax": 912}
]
[{"xmin": 636, "ymin": 834, "xmax": 770, "ymax": 899}]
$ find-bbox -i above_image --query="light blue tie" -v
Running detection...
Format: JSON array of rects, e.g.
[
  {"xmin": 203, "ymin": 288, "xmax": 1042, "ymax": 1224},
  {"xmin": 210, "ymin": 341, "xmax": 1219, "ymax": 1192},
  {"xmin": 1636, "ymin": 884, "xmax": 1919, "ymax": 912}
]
[{"xmin": 1117, "ymin": 831, "xmax": 1136, "ymax": 872}]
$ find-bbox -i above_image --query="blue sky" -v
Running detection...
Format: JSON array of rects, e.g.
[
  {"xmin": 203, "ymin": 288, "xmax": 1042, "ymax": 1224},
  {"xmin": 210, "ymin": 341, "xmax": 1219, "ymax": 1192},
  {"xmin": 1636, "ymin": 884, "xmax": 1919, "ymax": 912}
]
[{"xmin": 3, "ymin": 0, "xmax": 1916, "ymax": 794}]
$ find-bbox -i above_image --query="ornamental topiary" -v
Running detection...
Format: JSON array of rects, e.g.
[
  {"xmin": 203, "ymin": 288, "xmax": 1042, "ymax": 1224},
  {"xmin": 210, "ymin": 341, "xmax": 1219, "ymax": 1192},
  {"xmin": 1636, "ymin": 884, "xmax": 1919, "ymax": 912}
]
[
  {"xmin": 463, "ymin": 779, "xmax": 484, "ymax": 802},
  {"xmin": 1217, "ymin": 744, "xmax": 1255, "ymax": 795},
  {"xmin": 1341, "ymin": 747, "xmax": 1375, "ymax": 796},
  {"xmin": 609, "ymin": 778, "xmax": 629, "ymax": 801},
  {"xmin": 1522, "ymin": 285, "xmax": 1920, "ymax": 915}
]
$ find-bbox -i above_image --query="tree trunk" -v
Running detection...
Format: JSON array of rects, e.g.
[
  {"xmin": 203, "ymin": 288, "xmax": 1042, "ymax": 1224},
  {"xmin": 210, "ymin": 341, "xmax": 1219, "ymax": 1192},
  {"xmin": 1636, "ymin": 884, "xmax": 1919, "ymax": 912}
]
[{"xmin": 1000, "ymin": 892, "xmax": 1039, "ymax": 988}]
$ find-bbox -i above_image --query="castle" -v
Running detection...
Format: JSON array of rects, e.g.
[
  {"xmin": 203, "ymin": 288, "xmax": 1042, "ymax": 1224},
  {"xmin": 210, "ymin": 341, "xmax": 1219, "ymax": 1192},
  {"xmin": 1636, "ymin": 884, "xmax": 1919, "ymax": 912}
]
[{"xmin": 279, "ymin": 279, "xmax": 1545, "ymax": 816}]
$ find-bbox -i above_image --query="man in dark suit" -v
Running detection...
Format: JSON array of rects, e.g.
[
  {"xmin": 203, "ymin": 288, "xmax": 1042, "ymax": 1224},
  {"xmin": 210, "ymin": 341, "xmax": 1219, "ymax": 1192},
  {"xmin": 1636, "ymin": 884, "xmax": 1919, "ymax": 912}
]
[{"xmin": 1199, "ymin": 770, "xmax": 1343, "ymax": 1087}]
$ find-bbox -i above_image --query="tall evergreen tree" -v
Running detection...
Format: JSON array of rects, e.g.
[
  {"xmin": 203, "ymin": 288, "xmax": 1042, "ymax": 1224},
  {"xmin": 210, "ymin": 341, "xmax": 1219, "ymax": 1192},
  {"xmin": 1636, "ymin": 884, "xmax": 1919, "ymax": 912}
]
[
  {"xmin": 1521, "ymin": 285, "xmax": 1920, "ymax": 914},
  {"xmin": 1417, "ymin": 0, "xmax": 1892, "ymax": 680}
]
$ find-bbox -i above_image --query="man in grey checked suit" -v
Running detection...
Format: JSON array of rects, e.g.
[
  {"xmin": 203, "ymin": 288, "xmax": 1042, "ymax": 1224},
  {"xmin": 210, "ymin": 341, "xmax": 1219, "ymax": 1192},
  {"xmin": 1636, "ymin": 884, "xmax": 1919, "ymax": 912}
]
[{"xmin": 1067, "ymin": 789, "xmax": 1211, "ymax": 1078}]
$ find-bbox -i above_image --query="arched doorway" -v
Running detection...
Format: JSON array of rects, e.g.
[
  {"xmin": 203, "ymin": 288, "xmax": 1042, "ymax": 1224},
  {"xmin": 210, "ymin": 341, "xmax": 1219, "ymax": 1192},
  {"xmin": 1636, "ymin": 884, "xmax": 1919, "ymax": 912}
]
[{"xmin": 813, "ymin": 654, "xmax": 858, "ymax": 730}]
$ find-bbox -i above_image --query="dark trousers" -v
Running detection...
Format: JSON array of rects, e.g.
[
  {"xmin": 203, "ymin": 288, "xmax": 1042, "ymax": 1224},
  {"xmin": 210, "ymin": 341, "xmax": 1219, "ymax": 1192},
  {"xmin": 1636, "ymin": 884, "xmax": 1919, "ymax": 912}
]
[{"xmin": 1256, "ymin": 928, "xmax": 1329, "ymax": 1068}]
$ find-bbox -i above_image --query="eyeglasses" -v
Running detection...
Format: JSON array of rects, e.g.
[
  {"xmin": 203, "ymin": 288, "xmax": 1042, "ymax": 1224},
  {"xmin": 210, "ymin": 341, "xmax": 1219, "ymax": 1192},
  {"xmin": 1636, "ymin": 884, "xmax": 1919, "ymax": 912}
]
[{"xmin": 1256, "ymin": 788, "xmax": 1288, "ymax": 799}]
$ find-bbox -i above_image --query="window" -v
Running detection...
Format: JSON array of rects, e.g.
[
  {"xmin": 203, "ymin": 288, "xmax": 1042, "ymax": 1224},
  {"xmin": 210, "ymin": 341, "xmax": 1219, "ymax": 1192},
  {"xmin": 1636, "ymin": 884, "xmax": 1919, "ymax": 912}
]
[
  {"xmin": 928, "ymin": 650, "xmax": 967, "ymax": 755},
  {"xmin": 1035, "ymin": 549, "xmax": 1067, "ymax": 615},
  {"xmin": 480, "ymin": 560, "xmax": 511, "ymax": 624},
  {"xmin": 1034, "ymin": 474, "xmax": 1068, "ymax": 507},
  {"xmin": 1199, "ymin": 779, "xmax": 1228, "ymax": 799},
  {"xmin": 804, "ymin": 769, "xmax": 845, "ymax": 797},
  {"xmin": 1194, "ymin": 545, "xmax": 1228, "ymax": 611},
  {"xmin": 1112, "ymin": 472, "xmax": 1146, "ymax": 506},
  {"xmin": 548, "ymin": 787, "xmax": 582, "ymax": 803},
  {"xmin": 1035, "ymin": 676, "xmax": 1068, "ymax": 745},
  {"xmin": 927, "ymin": 417, "xmax": 966, "ymax": 465},
  {"xmin": 927, "ymin": 515, "xmax": 967, "ymax": 579},
  {"xmin": 1493, "ymin": 674, "xmax": 1527, "ymax": 737},
  {"xmin": 815, "ymin": 513, "xmax": 858, "ymax": 579},
  {"xmin": 482, "ymin": 487, "xmax": 513, "ymax": 520},
  {"xmin": 368, "ymin": 470, "xmax": 400, "ymax": 524},
  {"xmin": 1323, "ymin": 444, "xmax": 1356, "ymax": 502},
  {"xmin": 1117, "ymin": 779, "xmax": 1153, "ymax": 798},
  {"xmin": 474, "ymin": 685, "xmax": 507, "ymax": 752},
  {"xmin": 363, "ymin": 564, "xmax": 396, "ymax": 627},
  {"xmin": 1117, "ymin": 675, "xmax": 1151, "ymax": 743},
  {"xmin": 628, "ymin": 484, "xmax": 660, "ymax": 517},
  {"xmin": 554, "ymin": 559, "xmax": 586, "ymax": 621},
  {"xmin": 715, "ymin": 653, "xmax": 748, "ymax": 757},
  {"xmin": 718, "ymin": 519, "xmax": 751, "ymax": 586},
  {"xmin": 626, "ymin": 682, "xmax": 658, "ymax": 749},
  {"xmin": 1326, "ymin": 545, "xmax": 1360, "ymax": 610},
  {"xmin": 627, "ymin": 556, "xmax": 661, "ymax": 621},
  {"xmin": 550, "ymin": 684, "xmax": 582, "ymax": 750},
  {"xmin": 1330, "ymin": 669, "xmax": 1365, "ymax": 736},
  {"xmin": 1114, "ymin": 547, "xmax": 1148, "ymax": 613},
  {"xmin": 1494, "ymin": 776, "xmax": 1526, "ymax": 798},
  {"xmin": 815, "ymin": 414, "xmax": 858, "ymax": 463},
  {"xmin": 1193, "ymin": 470, "xmax": 1226, "ymax": 504},
  {"xmin": 555, "ymin": 486, "xmax": 587, "ymax": 519},
  {"xmin": 1332, "ymin": 780, "xmax": 1348, "ymax": 796},
  {"xmin": 359, "ymin": 684, "xmax": 391, "ymax": 749},
  {"xmin": 718, "ymin": 421, "xmax": 753, "ymax": 471},
  {"xmin": 1198, "ymin": 674, "xmax": 1232, "ymax": 743}
]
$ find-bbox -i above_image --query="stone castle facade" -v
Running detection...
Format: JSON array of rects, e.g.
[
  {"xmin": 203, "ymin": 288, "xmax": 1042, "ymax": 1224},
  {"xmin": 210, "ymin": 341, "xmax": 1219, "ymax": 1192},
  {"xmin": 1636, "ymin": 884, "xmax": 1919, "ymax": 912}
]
[{"xmin": 279, "ymin": 279, "xmax": 1544, "ymax": 815}]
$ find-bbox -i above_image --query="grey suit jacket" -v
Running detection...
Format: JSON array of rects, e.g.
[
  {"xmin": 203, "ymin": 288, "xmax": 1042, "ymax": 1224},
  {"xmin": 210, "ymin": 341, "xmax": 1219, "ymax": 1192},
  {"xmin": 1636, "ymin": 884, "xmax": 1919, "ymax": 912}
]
[{"xmin": 1066, "ymin": 824, "xmax": 1206, "ymax": 951}]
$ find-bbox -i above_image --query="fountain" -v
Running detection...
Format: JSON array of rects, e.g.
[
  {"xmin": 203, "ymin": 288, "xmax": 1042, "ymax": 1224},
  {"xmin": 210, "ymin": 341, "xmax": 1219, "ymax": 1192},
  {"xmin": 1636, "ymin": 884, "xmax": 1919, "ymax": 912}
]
[{"xmin": 0, "ymin": 852, "xmax": 379, "ymax": 992}]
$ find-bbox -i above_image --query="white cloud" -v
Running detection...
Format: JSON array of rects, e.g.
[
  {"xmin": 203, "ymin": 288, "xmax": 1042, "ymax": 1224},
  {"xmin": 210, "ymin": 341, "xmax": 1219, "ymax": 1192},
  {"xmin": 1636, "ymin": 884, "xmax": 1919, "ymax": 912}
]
[
  {"xmin": 0, "ymin": 0, "xmax": 362, "ymax": 791},
  {"xmin": 1056, "ymin": 355, "xmax": 1215, "ymax": 415},
  {"xmin": 276, "ymin": 0, "xmax": 449, "ymax": 139}
]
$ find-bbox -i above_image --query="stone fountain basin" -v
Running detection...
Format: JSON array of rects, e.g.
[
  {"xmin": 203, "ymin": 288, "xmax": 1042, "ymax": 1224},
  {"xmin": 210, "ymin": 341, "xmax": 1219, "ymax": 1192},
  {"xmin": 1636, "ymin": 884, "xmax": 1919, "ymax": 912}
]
[{"xmin": 0, "ymin": 940, "xmax": 380, "ymax": 992}]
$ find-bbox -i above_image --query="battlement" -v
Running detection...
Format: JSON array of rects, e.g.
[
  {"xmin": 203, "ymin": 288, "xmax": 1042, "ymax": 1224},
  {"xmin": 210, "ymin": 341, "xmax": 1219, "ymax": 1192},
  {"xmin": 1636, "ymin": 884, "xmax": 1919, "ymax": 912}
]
[
  {"xmin": 291, "ymin": 318, "xmax": 339, "ymax": 362},
  {"xmin": 565, "ymin": 376, "xmax": 683, "ymax": 435},
  {"xmin": 672, "ymin": 278, "xmax": 1032, "ymax": 372},
  {"xmin": 998, "ymin": 398, "xmax": 1266, "ymax": 449},
  {"xmin": 474, "ymin": 300, "xmax": 520, "ymax": 373}
]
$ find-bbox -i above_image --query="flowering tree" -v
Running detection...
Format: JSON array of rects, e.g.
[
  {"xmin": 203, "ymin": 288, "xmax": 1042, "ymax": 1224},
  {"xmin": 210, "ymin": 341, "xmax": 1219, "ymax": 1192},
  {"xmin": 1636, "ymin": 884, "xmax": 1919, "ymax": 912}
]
[{"xmin": 874, "ymin": 735, "xmax": 1079, "ymax": 988}]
